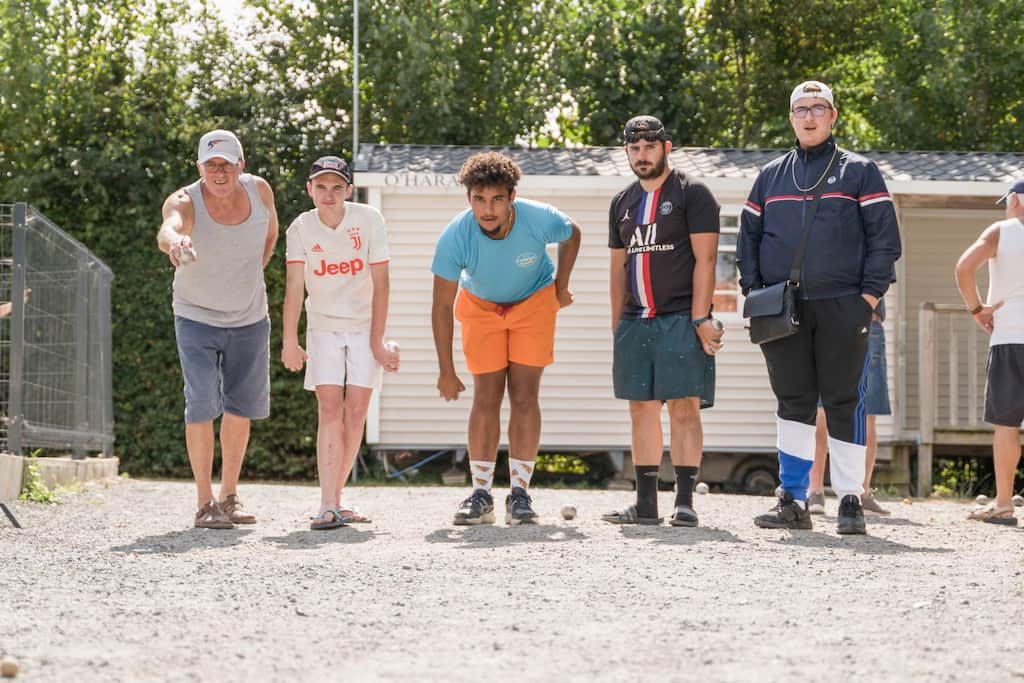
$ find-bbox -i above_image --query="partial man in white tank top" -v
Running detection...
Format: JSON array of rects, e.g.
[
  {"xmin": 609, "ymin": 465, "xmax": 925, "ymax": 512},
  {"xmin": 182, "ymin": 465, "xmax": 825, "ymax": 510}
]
[
  {"xmin": 281, "ymin": 156, "xmax": 399, "ymax": 530},
  {"xmin": 156, "ymin": 130, "xmax": 280, "ymax": 529},
  {"xmin": 955, "ymin": 176, "xmax": 1024, "ymax": 526}
]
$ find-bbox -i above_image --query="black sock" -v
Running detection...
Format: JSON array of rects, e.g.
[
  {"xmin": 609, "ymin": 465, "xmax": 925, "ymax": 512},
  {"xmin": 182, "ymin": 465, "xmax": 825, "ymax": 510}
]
[
  {"xmin": 635, "ymin": 465, "xmax": 660, "ymax": 517},
  {"xmin": 674, "ymin": 466, "xmax": 699, "ymax": 508}
]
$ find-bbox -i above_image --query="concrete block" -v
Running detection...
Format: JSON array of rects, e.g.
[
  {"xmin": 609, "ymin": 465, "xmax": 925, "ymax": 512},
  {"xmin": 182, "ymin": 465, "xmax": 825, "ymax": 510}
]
[
  {"xmin": 37, "ymin": 459, "xmax": 76, "ymax": 489},
  {"xmin": 34, "ymin": 456, "xmax": 119, "ymax": 490},
  {"xmin": 0, "ymin": 454, "xmax": 24, "ymax": 502}
]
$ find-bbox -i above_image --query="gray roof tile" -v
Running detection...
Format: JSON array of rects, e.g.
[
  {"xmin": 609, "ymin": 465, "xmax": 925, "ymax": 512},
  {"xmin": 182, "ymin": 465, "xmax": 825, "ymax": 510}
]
[{"xmin": 354, "ymin": 144, "xmax": 1024, "ymax": 183}]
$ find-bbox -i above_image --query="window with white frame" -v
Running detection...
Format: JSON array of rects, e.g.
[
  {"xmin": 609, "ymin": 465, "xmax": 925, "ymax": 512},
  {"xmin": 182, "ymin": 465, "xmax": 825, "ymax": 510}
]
[{"xmin": 714, "ymin": 212, "xmax": 740, "ymax": 313}]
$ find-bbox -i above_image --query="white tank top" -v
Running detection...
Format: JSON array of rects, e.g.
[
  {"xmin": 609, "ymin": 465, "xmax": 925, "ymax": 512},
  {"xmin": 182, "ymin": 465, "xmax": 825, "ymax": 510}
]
[
  {"xmin": 173, "ymin": 174, "xmax": 269, "ymax": 327},
  {"xmin": 988, "ymin": 217, "xmax": 1024, "ymax": 346}
]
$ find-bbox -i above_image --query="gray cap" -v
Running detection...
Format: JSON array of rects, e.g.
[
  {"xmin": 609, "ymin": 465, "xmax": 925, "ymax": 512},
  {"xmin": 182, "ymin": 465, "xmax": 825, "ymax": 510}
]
[{"xmin": 197, "ymin": 130, "xmax": 243, "ymax": 164}]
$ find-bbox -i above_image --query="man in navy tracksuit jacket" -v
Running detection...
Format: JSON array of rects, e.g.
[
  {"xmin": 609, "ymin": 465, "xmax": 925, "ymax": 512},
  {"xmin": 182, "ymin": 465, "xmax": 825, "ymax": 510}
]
[{"xmin": 737, "ymin": 80, "xmax": 901, "ymax": 534}]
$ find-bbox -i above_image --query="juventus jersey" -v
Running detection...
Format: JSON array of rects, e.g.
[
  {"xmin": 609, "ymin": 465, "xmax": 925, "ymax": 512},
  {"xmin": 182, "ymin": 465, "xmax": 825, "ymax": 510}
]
[{"xmin": 608, "ymin": 169, "xmax": 720, "ymax": 319}]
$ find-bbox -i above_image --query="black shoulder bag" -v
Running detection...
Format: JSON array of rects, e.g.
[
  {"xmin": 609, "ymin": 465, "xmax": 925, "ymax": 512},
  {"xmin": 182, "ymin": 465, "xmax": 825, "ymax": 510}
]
[{"xmin": 743, "ymin": 151, "xmax": 837, "ymax": 345}]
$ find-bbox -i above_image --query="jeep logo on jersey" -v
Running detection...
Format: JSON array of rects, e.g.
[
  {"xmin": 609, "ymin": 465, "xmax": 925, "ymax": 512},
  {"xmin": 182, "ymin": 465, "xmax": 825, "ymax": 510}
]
[
  {"xmin": 312, "ymin": 258, "xmax": 365, "ymax": 277},
  {"xmin": 348, "ymin": 227, "xmax": 362, "ymax": 250},
  {"xmin": 516, "ymin": 252, "xmax": 538, "ymax": 268},
  {"xmin": 659, "ymin": 201, "xmax": 673, "ymax": 215}
]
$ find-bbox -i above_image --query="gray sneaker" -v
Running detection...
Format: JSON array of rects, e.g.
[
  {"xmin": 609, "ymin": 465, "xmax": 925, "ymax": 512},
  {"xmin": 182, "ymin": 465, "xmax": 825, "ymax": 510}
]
[
  {"xmin": 860, "ymin": 490, "xmax": 891, "ymax": 516},
  {"xmin": 806, "ymin": 491, "xmax": 826, "ymax": 515}
]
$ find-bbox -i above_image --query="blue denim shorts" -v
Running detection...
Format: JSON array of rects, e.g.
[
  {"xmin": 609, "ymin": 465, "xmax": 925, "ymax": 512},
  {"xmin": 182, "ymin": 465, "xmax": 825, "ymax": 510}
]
[
  {"xmin": 174, "ymin": 316, "xmax": 270, "ymax": 424},
  {"xmin": 612, "ymin": 313, "xmax": 715, "ymax": 405},
  {"xmin": 863, "ymin": 320, "xmax": 891, "ymax": 416}
]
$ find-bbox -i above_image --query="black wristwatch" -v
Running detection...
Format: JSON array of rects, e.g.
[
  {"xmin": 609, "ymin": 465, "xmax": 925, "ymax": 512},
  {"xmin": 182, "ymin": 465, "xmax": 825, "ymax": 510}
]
[{"xmin": 691, "ymin": 315, "xmax": 714, "ymax": 329}]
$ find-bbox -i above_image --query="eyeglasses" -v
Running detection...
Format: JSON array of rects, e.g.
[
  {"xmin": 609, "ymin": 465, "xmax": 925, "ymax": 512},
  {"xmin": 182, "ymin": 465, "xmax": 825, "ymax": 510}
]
[
  {"xmin": 791, "ymin": 104, "xmax": 832, "ymax": 119},
  {"xmin": 202, "ymin": 161, "xmax": 239, "ymax": 174},
  {"xmin": 624, "ymin": 132, "xmax": 666, "ymax": 144}
]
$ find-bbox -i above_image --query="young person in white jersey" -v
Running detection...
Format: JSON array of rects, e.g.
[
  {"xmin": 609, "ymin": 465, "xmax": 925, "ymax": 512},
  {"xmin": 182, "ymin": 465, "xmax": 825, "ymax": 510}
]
[
  {"xmin": 955, "ymin": 177, "xmax": 1024, "ymax": 526},
  {"xmin": 282, "ymin": 156, "xmax": 400, "ymax": 530}
]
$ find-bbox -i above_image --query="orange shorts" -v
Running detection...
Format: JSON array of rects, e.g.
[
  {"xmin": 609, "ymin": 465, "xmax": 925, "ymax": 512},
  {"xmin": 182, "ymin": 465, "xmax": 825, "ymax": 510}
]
[{"xmin": 455, "ymin": 284, "xmax": 560, "ymax": 375}]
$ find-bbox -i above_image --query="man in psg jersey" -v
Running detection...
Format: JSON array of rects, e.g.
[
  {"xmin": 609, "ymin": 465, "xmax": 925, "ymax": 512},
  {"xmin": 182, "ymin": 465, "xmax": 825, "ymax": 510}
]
[{"xmin": 602, "ymin": 115, "xmax": 722, "ymax": 527}]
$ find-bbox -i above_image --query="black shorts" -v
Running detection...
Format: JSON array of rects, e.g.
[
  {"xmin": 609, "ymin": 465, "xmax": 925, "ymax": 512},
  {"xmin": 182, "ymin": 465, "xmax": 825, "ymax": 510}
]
[{"xmin": 984, "ymin": 344, "xmax": 1024, "ymax": 427}]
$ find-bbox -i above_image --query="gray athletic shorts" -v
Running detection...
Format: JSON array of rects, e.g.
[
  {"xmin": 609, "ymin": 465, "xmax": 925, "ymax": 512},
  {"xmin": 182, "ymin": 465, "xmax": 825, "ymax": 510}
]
[
  {"xmin": 984, "ymin": 344, "xmax": 1024, "ymax": 427},
  {"xmin": 612, "ymin": 313, "xmax": 715, "ymax": 405},
  {"xmin": 174, "ymin": 316, "xmax": 270, "ymax": 424}
]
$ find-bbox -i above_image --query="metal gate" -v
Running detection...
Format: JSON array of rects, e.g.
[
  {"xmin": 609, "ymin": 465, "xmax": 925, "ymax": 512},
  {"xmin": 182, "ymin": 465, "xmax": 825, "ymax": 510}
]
[{"xmin": 0, "ymin": 203, "xmax": 114, "ymax": 458}]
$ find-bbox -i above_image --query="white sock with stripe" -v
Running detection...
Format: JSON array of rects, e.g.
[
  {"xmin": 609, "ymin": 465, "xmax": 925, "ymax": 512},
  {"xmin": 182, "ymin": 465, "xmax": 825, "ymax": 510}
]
[
  {"xmin": 508, "ymin": 457, "xmax": 535, "ymax": 491},
  {"xmin": 777, "ymin": 417, "xmax": 816, "ymax": 501},
  {"xmin": 469, "ymin": 460, "xmax": 496, "ymax": 492},
  {"xmin": 826, "ymin": 436, "xmax": 866, "ymax": 501}
]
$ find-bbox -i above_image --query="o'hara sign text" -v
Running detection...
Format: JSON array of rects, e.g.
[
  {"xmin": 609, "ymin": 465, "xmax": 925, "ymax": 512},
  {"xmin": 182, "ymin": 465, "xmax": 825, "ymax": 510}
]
[{"xmin": 383, "ymin": 173, "xmax": 461, "ymax": 188}]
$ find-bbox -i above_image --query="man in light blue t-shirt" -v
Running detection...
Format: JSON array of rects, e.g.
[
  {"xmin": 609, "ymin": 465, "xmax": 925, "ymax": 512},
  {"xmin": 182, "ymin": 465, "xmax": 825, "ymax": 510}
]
[{"xmin": 431, "ymin": 151, "xmax": 581, "ymax": 527}]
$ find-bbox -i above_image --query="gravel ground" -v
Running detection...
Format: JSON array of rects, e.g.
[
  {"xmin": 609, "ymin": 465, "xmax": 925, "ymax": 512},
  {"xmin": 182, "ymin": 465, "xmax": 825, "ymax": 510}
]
[{"xmin": 1, "ymin": 479, "xmax": 1023, "ymax": 682}]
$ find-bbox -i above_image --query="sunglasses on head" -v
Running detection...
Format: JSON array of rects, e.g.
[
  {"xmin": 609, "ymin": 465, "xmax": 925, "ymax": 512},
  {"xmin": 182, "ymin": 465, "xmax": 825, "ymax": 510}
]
[{"xmin": 624, "ymin": 131, "xmax": 665, "ymax": 144}]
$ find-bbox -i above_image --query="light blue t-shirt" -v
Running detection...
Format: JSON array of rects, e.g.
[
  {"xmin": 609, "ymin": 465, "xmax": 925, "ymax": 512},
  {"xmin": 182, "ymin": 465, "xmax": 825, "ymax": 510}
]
[{"xmin": 431, "ymin": 198, "xmax": 573, "ymax": 303}]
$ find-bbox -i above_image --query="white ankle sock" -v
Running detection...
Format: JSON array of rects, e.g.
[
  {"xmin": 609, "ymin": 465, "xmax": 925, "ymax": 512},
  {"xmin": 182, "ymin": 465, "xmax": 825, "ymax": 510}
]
[
  {"xmin": 469, "ymin": 460, "xmax": 496, "ymax": 492},
  {"xmin": 509, "ymin": 457, "xmax": 535, "ymax": 491}
]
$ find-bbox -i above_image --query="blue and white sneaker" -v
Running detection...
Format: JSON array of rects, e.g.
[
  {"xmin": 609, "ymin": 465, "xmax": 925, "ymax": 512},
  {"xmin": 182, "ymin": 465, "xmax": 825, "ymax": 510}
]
[
  {"xmin": 505, "ymin": 487, "xmax": 538, "ymax": 526},
  {"xmin": 453, "ymin": 489, "xmax": 495, "ymax": 526}
]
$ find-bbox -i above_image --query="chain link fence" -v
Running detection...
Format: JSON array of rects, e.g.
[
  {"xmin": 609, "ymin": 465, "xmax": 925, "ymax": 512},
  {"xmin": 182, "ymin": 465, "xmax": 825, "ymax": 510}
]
[{"xmin": 0, "ymin": 203, "xmax": 114, "ymax": 458}]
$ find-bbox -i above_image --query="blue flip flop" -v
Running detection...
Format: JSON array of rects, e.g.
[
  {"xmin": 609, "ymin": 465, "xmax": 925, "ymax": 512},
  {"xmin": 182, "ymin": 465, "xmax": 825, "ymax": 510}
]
[{"xmin": 310, "ymin": 508, "xmax": 348, "ymax": 531}]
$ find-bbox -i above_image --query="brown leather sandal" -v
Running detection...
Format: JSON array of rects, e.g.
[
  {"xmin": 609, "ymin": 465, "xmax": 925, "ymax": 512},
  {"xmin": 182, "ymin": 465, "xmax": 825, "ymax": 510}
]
[
  {"xmin": 194, "ymin": 501, "xmax": 234, "ymax": 529},
  {"xmin": 967, "ymin": 501, "xmax": 1018, "ymax": 526},
  {"xmin": 220, "ymin": 494, "xmax": 257, "ymax": 524}
]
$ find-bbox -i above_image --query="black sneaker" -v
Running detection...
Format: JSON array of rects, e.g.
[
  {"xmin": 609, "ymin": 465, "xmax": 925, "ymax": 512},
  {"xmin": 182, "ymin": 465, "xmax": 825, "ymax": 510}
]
[
  {"xmin": 505, "ymin": 486, "xmax": 538, "ymax": 525},
  {"xmin": 836, "ymin": 494, "xmax": 867, "ymax": 535},
  {"xmin": 453, "ymin": 489, "xmax": 495, "ymax": 526},
  {"xmin": 754, "ymin": 491, "xmax": 813, "ymax": 530}
]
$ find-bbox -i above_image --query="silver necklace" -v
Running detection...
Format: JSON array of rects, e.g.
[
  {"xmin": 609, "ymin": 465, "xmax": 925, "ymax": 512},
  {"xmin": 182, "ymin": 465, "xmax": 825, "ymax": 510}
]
[{"xmin": 791, "ymin": 145, "xmax": 838, "ymax": 193}]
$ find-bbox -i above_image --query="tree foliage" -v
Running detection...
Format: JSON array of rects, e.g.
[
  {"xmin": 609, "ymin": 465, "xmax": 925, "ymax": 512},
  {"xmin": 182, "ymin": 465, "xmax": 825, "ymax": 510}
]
[{"xmin": 1, "ymin": 0, "xmax": 1023, "ymax": 477}]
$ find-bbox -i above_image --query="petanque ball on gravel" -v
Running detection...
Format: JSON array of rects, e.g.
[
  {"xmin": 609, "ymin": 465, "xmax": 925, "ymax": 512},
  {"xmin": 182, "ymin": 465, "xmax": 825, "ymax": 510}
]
[
  {"xmin": 1, "ymin": 656, "xmax": 19, "ymax": 678},
  {"xmin": 1013, "ymin": 495, "xmax": 1024, "ymax": 507},
  {"xmin": 975, "ymin": 494, "xmax": 989, "ymax": 505},
  {"xmin": 560, "ymin": 504, "xmax": 577, "ymax": 520},
  {"xmin": 695, "ymin": 482, "xmax": 709, "ymax": 495}
]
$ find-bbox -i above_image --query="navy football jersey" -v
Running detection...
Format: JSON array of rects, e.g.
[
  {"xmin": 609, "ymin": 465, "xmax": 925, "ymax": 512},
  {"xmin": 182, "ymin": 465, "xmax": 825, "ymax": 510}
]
[{"xmin": 608, "ymin": 169, "xmax": 720, "ymax": 319}]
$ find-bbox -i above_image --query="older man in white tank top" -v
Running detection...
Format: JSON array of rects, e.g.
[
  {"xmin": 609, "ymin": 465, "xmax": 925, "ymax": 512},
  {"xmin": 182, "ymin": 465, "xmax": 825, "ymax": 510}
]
[
  {"xmin": 157, "ymin": 130, "xmax": 279, "ymax": 529},
  {"xmin": 955, "ymin": 177, "xmax": 1024, "ymax": 526}
]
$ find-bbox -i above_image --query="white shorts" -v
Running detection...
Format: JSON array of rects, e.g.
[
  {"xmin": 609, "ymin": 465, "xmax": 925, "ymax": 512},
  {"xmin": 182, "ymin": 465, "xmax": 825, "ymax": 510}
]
[{"xmin": 304, "ymin": 328, "xmax": 381, "ymax": 391}]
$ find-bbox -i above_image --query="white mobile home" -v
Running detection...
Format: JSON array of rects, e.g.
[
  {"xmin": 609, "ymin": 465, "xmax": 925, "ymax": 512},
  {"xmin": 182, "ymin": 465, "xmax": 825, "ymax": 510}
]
[{"xmin": 355, "ymin": 144, "xmax": 1024, "ymax": 492}]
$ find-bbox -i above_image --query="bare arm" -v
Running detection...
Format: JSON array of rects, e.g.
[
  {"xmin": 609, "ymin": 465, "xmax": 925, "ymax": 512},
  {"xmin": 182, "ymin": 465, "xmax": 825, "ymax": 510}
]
[
  {"xmin": 370, "ymin": 263, "xmax": 399, "ymax": 372},
  {"xmin": 281, "ymin": 262, "xmax": 308, "ymax": 371},
  {"xmin": 255, "ymin": 177, "xmax": 279, "ymax": 268},
  {"xmin": 431, "ymin": 275, "xmax": 464, "ymax": 400},
  {"xmin": 955, "ymin": 223, "xmax": 1002, "ymax": 334},
  {"xmin": 554, "ymin": 222, "xmax": 582, "ymax": 307},
  {"xmin": 609, "ymin": 248, "xmax": 626, "ymax": 332},
  {"xmin": 157, "ymin": 190, "xmax": 195, "ymax": 266},
  {"xmin": 690, "ymin": 232, "xmax": 724, "ymax": 354}
]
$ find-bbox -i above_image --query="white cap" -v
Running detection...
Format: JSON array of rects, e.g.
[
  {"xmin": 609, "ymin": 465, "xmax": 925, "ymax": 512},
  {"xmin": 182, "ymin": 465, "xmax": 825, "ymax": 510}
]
[
  {"xmin": 790, "ymin": 81, "xmax": 834, "ymax": 107},
  {"xmin": 197, "ymin": 130, "xmax": 244, "ymax": 164}
]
